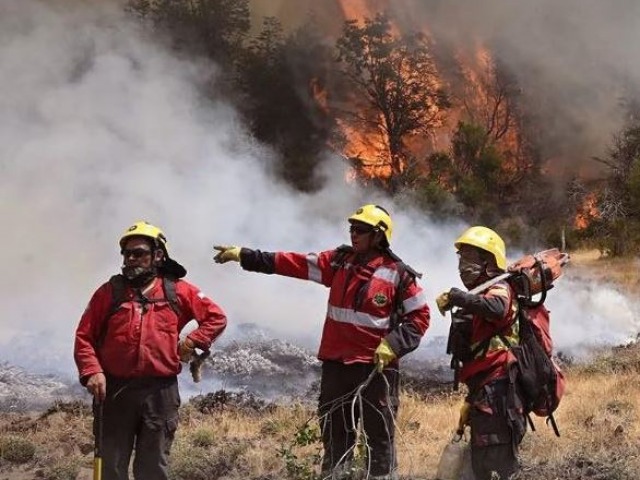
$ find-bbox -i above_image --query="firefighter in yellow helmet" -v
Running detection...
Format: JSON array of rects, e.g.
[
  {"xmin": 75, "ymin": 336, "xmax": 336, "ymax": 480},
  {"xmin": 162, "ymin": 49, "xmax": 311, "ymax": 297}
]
[
  {"xmin": 213, "ymin": 205, "xmax": 430, "ymax": 480},
  {"xmin": 436, "ymin": 226, "xmax": 526, "ymax": 480},
  {"xmin": 74, "ymin": 221, "xmax": 227, "ymax": 480}
]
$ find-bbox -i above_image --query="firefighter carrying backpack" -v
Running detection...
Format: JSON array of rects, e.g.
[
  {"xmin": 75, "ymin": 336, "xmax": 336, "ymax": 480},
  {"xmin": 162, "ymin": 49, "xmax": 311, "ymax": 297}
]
[{"xmin": 446, "ymin": 249, "xmax": 568, "ymax": 436}]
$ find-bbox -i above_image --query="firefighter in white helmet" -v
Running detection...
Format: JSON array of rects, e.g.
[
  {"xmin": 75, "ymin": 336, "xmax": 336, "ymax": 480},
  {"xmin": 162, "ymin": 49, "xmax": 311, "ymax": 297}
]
[
  {"xmin": 436, "ymin": 226, "xmax": 526, "ymax": 480},
  {"xmin": 214, "ymin": 205, "xmax": 430, "ymax": 480}
]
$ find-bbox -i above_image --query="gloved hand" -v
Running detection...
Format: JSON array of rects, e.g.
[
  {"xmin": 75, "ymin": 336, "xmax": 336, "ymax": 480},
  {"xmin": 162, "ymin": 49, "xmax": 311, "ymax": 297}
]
[
  {"xmin": 435, "ymin": 291, "xmax": 452, "ymax": 316},
  {"xmin": 178, "ymin": 337, "xmax": 195, "ymax": 362},
  {"xmin": 213, "ymin": 245, "xmax": 241, "ymax": 264},
  {"xmin": 456, "ymin": 400, "xmax": 471, "ymax": 436},
  {"xmin": 373, "ymin": 339, "xmax": 396, "ymax": 372}
]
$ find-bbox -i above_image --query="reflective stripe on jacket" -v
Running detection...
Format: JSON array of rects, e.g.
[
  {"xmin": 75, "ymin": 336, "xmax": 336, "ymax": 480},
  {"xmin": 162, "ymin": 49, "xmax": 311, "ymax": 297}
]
[
  {"xmin": 74, "ymin": 276, "xmax": 227, "ymax": 382},
  {"xmin": 242, "ymin": 248, "xmax": 430, "ymax": 364},
  {"xmin": 459, "ymin": 281, "xmax": 518, "ymax": 386}
]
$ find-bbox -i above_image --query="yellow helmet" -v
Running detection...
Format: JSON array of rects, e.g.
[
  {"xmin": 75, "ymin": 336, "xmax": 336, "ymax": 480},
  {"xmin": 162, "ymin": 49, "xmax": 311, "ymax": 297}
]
[
  {"xmin": 119, "ymin": 221, "xmax": 168, "ymax": 251},
  {"xmin": 348, "ymin": 204, "xmax": 393, "ymax": 245},
  {"xmin": 454, "ymin": 226, "xmax": 506, "ymax": 270}
]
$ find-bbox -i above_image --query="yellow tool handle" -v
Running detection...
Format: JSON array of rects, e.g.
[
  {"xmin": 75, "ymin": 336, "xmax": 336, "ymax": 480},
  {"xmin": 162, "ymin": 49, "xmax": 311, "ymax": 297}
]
[{"xmin": 93, "ymin": 457, "xmax": 102, "ymax": 480}]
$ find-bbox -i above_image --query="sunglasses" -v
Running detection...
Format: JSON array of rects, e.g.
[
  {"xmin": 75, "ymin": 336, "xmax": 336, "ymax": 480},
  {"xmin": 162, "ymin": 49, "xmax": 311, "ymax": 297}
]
[
  {"xmin": 349, "ymin": 224, "xmax": 374, "ymax": 235},
  {"xmin": 121, "ymin": 248, "xmax": 153, "ymax": 259}
]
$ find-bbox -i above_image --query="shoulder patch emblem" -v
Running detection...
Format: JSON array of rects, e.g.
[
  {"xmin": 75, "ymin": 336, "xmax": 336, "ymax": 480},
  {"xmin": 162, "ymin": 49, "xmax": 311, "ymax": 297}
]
[{"xmin": 373, "ymin": 292, "xmax": 388, "ymax": 307}]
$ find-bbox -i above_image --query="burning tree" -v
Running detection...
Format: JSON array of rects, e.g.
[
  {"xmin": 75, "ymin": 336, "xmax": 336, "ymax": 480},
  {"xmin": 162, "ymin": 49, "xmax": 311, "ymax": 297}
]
[
  {"xmin": 590, "ymin": 120, "xmax": 640, "ymax": 255},
  {"xmin": 335, "ymin": 12, "xmax": 449, "ymax": 192}
]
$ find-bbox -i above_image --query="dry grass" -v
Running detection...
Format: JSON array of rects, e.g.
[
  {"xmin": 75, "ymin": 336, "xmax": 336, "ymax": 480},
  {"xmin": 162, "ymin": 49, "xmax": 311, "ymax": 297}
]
[
  {"xmin": 0, "ymin": 249, "xmax": 637, "ymax": 479},
  {"xmin": 2, "ymin": 367, "xmax": 640, "ymax": 479},
  {"xmin": 568, "ymin": 249, "xmax": 640, "ymax": 295}
]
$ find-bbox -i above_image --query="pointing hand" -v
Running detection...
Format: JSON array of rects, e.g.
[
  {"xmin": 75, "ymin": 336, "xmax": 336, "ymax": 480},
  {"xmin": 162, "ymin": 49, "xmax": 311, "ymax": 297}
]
[{"xmin": 213, "ymin": 245, "xmax": 241, "ymax": 264}]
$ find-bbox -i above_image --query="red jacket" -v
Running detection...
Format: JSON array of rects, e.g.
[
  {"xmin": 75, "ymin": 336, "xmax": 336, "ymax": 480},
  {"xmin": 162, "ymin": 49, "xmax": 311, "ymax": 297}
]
[
  {"xmin": 241, "ymin": 248, "xmax": 430, "ymax": 364},
  {"xmin": 74, "ymin": 276, "xmax": 227, "ymax": 382},
  {"xmin": 457, "ymin": 281, "xmax": 519, "ymax": 386}
]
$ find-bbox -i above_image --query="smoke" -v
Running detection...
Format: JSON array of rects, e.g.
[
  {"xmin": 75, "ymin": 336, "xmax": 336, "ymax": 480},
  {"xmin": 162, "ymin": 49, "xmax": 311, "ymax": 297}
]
[
  {"xmin": 0, "ymin": 0, "xmax": 636, "ymax": 386},
  {"xmin": 549, "ymin": 277, "xmax": 640, "ymax": 356},
  {"xmin": 389, "ymin": 0, "xmax": 640, "ymax": 175}
]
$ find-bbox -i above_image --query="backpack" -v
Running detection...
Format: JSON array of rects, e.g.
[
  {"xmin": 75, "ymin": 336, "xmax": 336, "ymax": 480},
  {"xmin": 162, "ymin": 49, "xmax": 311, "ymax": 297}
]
[
  {"xmin": 330, "ymin": 245, "xmax": 420, "ymax": 326},
  {"xmin": 98, "ymin": 274, "xmax": 182, "ymax": 346},
  {"xmin": 511, "ymin": 302, "xmax": 566, "ymax": 436}
]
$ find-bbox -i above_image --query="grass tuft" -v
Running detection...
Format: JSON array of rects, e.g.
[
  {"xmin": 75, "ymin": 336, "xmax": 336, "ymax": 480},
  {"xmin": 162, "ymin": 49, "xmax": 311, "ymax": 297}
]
[{"xmin": 0, "ymin": 435, "xmax": 36, "ymax": 463}]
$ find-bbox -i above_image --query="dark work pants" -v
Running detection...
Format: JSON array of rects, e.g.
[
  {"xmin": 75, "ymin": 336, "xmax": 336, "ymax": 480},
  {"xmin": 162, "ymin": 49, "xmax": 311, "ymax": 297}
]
[
  {"xmin": 318, "ymin": 361, "xmax": 399, "ymax": 477},
  {"xmin": 94, "ymin": 376, "xmax": 180, "ymax": 480},
  {"xmin": 468, "ymin": 378, "xmax": 526, "ymax": 480}
]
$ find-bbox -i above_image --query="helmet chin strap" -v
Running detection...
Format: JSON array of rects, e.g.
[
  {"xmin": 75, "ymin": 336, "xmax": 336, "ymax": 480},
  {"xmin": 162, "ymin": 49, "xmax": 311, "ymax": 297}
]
[{"xmin": 121, "ymin": 265, "xmax": 158, "ymax": 288}]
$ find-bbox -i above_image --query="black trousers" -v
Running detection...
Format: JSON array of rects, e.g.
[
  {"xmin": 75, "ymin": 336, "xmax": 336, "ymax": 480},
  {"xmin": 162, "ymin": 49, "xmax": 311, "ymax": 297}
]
[
  {"xmin": 468, "ymin": 378, "xmax": 526, "ymax": 480},
  {"xmin": 94, "ymin": 376, "xmax": 180, "ymax": 480},
  {"xmin": 318, "ymin": 361, "xmax": 399, "ymax": 477}
]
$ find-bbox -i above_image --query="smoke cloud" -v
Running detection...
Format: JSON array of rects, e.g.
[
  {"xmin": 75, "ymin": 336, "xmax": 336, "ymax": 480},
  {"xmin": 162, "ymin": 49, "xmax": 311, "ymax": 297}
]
[{"xmin": 0, "ymin": 0, "xmax": 636, "ymax": 384}]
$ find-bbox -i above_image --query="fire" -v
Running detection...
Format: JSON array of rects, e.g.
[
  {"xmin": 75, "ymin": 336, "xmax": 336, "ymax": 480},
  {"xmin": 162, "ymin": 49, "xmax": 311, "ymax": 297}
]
[
  {"xmin": 330, "ymin": 0, "xmax": 447, "ymax": 184},
  {"xmin": 338, "ymin": 0, "xmax": 388, "ymax": 22},
  {"xmin": 338, "ymin": 118, "xmax": 392, "ymax": 178},
  {"xmin": 574, "ymin": 192, "xmax": 600, "ymax": 229},
  {"xmin": 313, "ymin": 1, "xmax": 527, "ymax": 188},
  {"xmin": 453, "ymin": 41, "xmax": 523, "ymax": 174}
]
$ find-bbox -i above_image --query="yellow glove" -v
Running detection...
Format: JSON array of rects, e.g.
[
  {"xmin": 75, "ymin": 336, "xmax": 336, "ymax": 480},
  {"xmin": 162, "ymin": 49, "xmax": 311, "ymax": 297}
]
[
  {"xmin": 436, "ymin": 291, "xmax": 452, "ymax": 316},
  {"xmin": 178, "ymin": 337, "xmax": 195, "ymax": 363},
  {"xmin": 373, "ymin": 339, "xmax": 396, "ymax": 372},
  {"xmin": 456, "ymin": 400, "xmax": 471, "ymax": 436},
  {"xmin": 213, "ymin": 245, "xmax": 241, "ymax": 264}
]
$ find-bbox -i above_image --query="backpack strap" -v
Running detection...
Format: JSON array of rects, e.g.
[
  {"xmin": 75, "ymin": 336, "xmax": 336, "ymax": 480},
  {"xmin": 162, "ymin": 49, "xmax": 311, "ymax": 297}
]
[
  {"xmin": 546, "ymin": 413, "xmax": 560, "ymax": 437},
  {"xmin": 389, "ymin": 261, "xmax": 416, "ymax": 328},
  {"xmin": 96, "ymin": 275, "xmax": 127, "ymax": 348},
  {"xmin": 107, "ymin": 274, "xmax": 127, "ymax": 319},
  {"xmin": 330, "ymin": 244, "xmax": 354, "ymax": 270},
  {"xmin": 161, "ymin": 276, "xmax": 181, "ymax": 317},
  {"xmin": 385, "ymin": 247, "xmax": 422, "ymax": 279}
]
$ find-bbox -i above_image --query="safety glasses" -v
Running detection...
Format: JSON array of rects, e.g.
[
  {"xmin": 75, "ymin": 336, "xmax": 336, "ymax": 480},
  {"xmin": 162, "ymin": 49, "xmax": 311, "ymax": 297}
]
[
  {"xmin": 349, "ymin": 224, "xmax": 374, "ymax": 235},
  {"xmin": 121, "ymin": 248, "xmax": 152, "ymax": 259}
]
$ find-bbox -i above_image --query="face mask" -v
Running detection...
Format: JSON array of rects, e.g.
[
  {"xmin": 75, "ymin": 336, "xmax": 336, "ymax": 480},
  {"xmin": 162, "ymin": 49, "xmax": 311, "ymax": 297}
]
[
  {"xmin": 121, "ymin": 265, "xmax": 157, "ymax": 288},
  {"xmin": 458, "ymin": 257, "xmax": 485, "ymax": 289}
]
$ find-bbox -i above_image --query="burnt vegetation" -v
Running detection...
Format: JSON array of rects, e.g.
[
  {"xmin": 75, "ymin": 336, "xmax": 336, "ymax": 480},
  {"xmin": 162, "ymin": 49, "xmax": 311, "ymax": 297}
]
[{"xmin": 126, "ymin": 1, "xmax": 640, "ymax": 254}]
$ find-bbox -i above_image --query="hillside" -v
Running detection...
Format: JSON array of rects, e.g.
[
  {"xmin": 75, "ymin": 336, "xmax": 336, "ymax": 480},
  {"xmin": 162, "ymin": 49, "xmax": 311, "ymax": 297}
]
[{"xmin": 0, "ymin": 251, "xmax": 638, "ymax": 480}]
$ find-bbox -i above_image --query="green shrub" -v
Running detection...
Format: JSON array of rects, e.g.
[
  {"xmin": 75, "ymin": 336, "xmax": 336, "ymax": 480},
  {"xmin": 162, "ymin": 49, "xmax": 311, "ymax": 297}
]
[
  {"xmin": 41, "ymin": 458, "xmax": 81, "ymax": 480},
  {"xmin": 169, "ymin": 440, "xmax": 250, "ymax": 480},
  {"xmin": 0, "ymin": 436, "xmax": 36, "ymax": 463},
  {"xmin": 190, "ymin": 427, "xmax": 215, "ymax": 448}
]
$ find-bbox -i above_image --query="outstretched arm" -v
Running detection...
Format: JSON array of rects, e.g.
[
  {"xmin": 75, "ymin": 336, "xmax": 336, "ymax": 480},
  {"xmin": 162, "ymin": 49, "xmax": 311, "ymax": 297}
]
[{"xmin": 215, "ymin": 245, "xmax": 338, "ymax": 287}]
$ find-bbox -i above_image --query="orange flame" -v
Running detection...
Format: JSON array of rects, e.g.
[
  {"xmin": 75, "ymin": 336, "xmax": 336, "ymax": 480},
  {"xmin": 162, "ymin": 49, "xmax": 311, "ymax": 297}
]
[
  {"xmin": 574, "ymin": 192, "xmax": 600, "ymax": 229},
  {"xmin": 324, "ymin": 1, "xmax": 526, "ymax": 187}
]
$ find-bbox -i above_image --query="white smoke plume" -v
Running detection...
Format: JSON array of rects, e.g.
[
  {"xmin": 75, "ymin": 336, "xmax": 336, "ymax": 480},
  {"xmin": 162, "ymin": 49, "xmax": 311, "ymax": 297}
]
[{"xmin": 0, "ymin": 0, "xmax": 636, "ymax": 386}]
